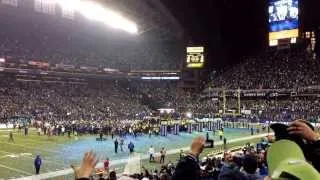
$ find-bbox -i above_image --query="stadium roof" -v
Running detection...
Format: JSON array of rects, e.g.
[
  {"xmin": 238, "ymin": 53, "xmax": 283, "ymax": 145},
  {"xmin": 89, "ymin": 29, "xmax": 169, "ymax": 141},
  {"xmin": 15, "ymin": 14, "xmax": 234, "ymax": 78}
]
[{"xmin": 101, "ymin": 0, "xmax": 184, "ymax": 39}]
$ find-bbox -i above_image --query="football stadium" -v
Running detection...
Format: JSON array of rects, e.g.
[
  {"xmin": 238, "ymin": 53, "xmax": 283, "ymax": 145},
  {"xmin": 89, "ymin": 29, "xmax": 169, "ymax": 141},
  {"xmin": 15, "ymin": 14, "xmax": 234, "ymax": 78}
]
[{"xmin": 0, "ymin": 0, "xmax": 320, "ymax": 180}]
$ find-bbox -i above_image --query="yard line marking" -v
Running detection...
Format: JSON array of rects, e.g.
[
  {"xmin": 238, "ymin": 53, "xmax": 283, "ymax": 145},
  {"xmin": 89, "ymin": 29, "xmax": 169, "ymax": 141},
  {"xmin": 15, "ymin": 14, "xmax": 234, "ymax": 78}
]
[
  {"xmin": 0, "ymin": 134, "xmax": 67, "ymax": 147},
  {"xmin": 0, "ymin": 150, "xmax": 66, "ymax": 176},
  {"xmin": 12, "ymin": 168, "xmax": 74, "ymax": 180},
  {"xmin": 0, "ymin": 163, "xmax": 32, "ymax": 176},
  {"xmin": 123, "ymin": 153, "xmax": 141, "ymax": 175},
  {"xmin": 0, "ymin": 137, "xmax": 62, "ymax": 151},
  {"xmin": 0, "ymin": 150, "xmax": 64, "ymax": 166},
  {"xmin": 0, "ymin": 136, "xmax": 65, "ymax": 146},
  {"xmin": 9, "ymin": 137, "xmax": 66, "ymax": 147},
  {"xmin": 12, "ymin": 133, "xmax": 272, "ymax": 180},
  {"xmin": 0, "ymin": 141, "xmax": 60, "ymax": 153}
]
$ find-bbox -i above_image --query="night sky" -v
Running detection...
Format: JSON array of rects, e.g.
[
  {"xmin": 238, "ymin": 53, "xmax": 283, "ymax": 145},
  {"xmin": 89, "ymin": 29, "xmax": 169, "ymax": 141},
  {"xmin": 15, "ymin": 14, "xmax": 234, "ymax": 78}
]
[{"xmin": 161, "ymin": 0, "xmax": 320, "ymax": 70}]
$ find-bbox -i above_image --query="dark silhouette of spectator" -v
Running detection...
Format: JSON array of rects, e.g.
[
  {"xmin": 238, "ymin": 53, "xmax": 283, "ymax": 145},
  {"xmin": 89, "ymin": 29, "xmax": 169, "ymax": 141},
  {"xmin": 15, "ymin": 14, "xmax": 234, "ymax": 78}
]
[{"xmin": 34, "ymin": 155, "xmax": 42, "ymax": 175}]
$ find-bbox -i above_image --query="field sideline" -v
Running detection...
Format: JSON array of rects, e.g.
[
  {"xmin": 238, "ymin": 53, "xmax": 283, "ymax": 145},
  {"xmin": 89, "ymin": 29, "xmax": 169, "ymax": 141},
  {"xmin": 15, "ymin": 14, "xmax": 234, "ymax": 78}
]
[{"xmin": 0, "ymin": 128, "xmax": 269, "ymax": 180}]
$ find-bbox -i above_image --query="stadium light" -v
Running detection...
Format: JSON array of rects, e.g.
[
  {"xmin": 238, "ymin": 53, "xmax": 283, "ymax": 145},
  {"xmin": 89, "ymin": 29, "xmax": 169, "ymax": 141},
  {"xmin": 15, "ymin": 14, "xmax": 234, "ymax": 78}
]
[
  {"xmin": 78, "ymin": 1, "xmax": 106, "ymax": 22},
  {"xmin": 41, "ymin": 0, "xmax": 57, "ymax": 4},
  {"xmin": 186, "ymin": 112, "xmax": 192, "ymax": 118},
  {"xmin": 57, "ymin": 0, "xmax": 81, "ymax": 11},
  {"xmin": 57, "ymin": 0, "xmax": 138, "ymax": 34},
  {"xmin": 103, "ymin": 10, "xmax": 138, "ymax": 34}
]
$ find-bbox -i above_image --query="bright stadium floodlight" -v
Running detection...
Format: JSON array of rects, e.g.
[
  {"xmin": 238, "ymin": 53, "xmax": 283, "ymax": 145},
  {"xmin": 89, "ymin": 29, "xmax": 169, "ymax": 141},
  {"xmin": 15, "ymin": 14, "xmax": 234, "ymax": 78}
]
[
  {"xmin": 57, "ymin": 0, "xmax": 81, "ymax": 11},
  {"xmin": 186, "ymin": 112, "xmax": 192, "ymax": 118},
  {"xmin": 103, "ymin": 9, "xmax": 138, "ymax": 34},
  {"xmin": 78, "ymin": 1, "xmax": 106, "ymax": 22},
  {"xmin": 41, "ymin": 0, "xmax": 56, "ymax": 4},
  {"xmin": 56, "ymin": 0, "xmax": 138, "ymax": 34},
  {"xmin": 69, "ymin": 0, "xmax": 138, "ymax": 34}
]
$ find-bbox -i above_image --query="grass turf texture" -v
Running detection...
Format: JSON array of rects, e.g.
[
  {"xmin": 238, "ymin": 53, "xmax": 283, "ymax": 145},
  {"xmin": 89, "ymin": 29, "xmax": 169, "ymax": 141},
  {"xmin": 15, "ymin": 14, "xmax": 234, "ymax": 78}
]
[
  {"xmin": 0, "ymin": 127, "xmax": 264, "ymax": 179},
  {"xmin": 0, "ymin": 130, "xmax": 75, "ymax": 179}
]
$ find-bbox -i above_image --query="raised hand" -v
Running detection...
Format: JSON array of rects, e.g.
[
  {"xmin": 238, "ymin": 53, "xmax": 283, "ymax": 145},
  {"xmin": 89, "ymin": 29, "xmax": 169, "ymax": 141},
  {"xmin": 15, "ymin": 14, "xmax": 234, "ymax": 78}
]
[
  {"xmin": 287, "ymin": 120, "xmax": 319, "ymax": 142},
  {"xmin": 77, "ymin": 151, "xmax": 99, "ymax": 178}
]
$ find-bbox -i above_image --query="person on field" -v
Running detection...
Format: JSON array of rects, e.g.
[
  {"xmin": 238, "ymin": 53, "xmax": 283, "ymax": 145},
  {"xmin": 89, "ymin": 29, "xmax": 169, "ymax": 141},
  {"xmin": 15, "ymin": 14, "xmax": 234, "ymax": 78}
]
[
  {"xmin": 8, "ymin": 131, "xmax": 14, "ymax": 143},
  {"xmin": 34, "ymin": 155, "xmax": 42, "ymax": 175}
]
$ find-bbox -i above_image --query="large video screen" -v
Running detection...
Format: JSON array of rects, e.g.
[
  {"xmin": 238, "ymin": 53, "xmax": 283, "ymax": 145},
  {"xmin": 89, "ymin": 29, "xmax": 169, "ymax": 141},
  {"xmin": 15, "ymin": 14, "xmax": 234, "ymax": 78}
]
[{"xmin": 269, "ymin": 0, "xmax": 299, "ymax": 32}]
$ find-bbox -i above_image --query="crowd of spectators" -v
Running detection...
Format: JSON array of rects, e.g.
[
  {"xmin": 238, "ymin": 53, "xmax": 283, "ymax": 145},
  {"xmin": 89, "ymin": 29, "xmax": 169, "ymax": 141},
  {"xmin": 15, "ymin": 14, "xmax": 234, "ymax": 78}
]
[
  {"xmin": 71, "ymin": 137, "xmax": 269, "ymax": 180},
  {"xmin": 210, "ymin": 49, "xmax": 320, "ymax": 89},
  {"xmin": 0, "ymin": 77, "xmax": 150, "ymax": 122},
  {"xmin": 241, "ymin": 99, "xmax": 320, "ymax": 122},
  {"xmin": 2, "ymin": 74, "xmax": 320, "ymax": 128},
  {"xmin": 0, "ymin": 5, "xmax": 182, "ymax": 70},
  {"xmin": 72, "ymin": 120, "xmax": 320, "ymax": 180},
  {"xmin": 0, "ymin": 76, "xmax": 185, "ymax": 133},
  {"xmin": 2, "ymin": 2, "xmax": 320, "ymax": 180}
]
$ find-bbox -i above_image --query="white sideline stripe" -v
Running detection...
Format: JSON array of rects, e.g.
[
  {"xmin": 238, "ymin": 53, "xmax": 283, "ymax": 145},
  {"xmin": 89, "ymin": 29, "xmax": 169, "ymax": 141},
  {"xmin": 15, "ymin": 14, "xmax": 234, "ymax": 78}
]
[
  {"xmin": 9, "ymin": 169, "xmax": 74, "ymax": 180},
  {"xmin": 123, "ymin": 153, "xmax": 141, "ymax": 175},
  {"xmin": 0, "ymin": 129, "xmax": 71, "ymax": 146},
  {"xmin": 0, "ymin": 163, "xmax": 32, "ymax": 176},
  {"xmin": 0, "ymin": 135, "xmax": 66, "ymax": 147},
  {"xmin": 0, "ymin": 150, "xmax": 62, "ymax": 166},
  {"xmin": 0, "ymin": 141, "xmax": 60, "ymax": 153},
  {"xmin": 12, "ymin": 133, "xmax": 272, "ymax": 180},
  {"xmin": 0, "ymin": 137, "xmax": 63, "ymax": 153}
]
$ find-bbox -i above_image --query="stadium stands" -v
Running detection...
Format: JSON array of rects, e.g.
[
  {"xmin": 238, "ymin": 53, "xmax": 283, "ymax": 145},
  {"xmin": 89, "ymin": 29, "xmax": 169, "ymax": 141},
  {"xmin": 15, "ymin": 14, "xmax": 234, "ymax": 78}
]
[
  {"xmin": 209, "ymin": 49, "xmax": 320, "ymax": 89},
  {"xmin": 1, "ymin": 1, "xmax": 320, "ymax": 180},
  {"xmin": 0, "ymin": 1, "xmax": 184, "ymax": 70}
]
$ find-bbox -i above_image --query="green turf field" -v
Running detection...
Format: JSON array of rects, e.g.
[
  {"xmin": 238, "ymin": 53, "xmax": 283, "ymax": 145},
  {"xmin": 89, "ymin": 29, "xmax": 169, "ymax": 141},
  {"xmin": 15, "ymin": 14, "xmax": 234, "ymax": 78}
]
[
  {"xmin": 0, "ymin": 127, "xmax": 266, "ymax": 180},
  {"xmin": 0, "ymin": 129, "xmax": 76, "ymax": 179}
]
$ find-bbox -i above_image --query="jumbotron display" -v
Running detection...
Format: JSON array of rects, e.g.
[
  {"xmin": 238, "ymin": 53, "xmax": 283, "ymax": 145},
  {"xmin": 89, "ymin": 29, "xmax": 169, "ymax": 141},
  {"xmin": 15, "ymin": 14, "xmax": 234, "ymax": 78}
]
[
  {"xmin": 268, "ymin": 0, "xmax": 299, "ymax": 46},
  {"xmin": 186, "ymin": 46, "xmax": 205, "ymax": 68}
]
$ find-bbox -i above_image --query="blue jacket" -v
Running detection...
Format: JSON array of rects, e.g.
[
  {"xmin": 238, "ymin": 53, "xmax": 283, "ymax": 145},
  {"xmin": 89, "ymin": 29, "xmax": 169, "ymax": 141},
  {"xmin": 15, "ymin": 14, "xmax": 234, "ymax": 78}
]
[
  {"xmin": 128, "ymin": 143, "xmax": 134, "ymax": 150},
  {"xmin": 34, "ymin": 156, "xmax": 42, "ymax": 168}
]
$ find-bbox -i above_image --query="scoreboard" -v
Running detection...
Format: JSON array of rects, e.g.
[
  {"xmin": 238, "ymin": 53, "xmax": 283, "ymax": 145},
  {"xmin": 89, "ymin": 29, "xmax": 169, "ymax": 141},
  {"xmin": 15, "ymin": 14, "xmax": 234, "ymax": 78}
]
[
  {"xmin": 268, "ymin": 0, "xmax": 299, "ymax": 46},
  {"xmin": 186, "ymin": 46, "xmax": 205, "ymax": 68}
]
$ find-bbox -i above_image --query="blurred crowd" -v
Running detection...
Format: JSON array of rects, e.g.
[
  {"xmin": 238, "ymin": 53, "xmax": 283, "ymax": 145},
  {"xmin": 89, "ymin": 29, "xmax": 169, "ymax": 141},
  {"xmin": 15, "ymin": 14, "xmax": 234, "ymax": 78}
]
[
  {"xmin": 0, "ymin": 78, "xmax": 149, "ymax": 122},
  {"xmin": 0, "ymin": 7, "xmax": 182, "ymax": 70},
  {"xmin": 72, "ymin": 120, "xmax": 320, "ymax": 180},
  {"xmin": 112, "ymin": 140, "xmax": 268, "ymax": 180},
  {"xmin": 0, "ymin": 76, "xmax": 185, "ymax": 135},
  {"xmin": 210, "ymin": 49, "xmax": 320, "ymax": 89}
]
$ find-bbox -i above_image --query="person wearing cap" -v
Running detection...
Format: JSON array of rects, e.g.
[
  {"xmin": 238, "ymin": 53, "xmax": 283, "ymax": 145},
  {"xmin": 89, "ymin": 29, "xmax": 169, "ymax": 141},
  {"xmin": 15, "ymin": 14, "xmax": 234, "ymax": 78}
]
[
  {"xmin": 267, "ymin": 139, "xmax": 320, "ymax": 179},
  {"xmin": 273, "ymin": 119, "xmax": 320, "ymax": 172},
  {"xmin": 172, "ymin": 136, "xmax": 205, "ymax": 180}
]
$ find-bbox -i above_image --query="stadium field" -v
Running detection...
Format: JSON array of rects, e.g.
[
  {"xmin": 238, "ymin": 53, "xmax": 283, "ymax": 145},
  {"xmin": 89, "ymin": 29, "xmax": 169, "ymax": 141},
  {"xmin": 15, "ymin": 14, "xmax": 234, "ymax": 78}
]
[{"xmin": 0, "ymin": 127, "xmax": 267, "ymax": 180}]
